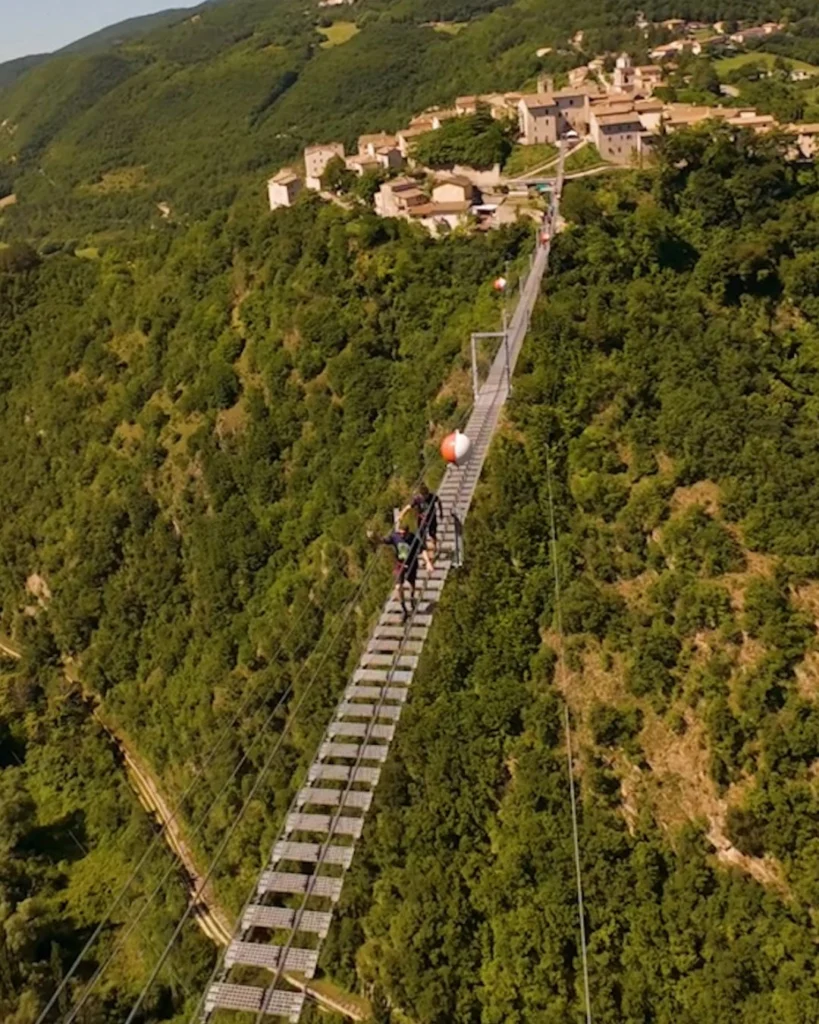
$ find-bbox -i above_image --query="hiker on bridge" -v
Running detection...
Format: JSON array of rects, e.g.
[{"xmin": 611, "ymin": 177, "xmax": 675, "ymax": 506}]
[
  {"xmin": 368, "ymin": 520, "xmax": 422, "ymax": 622},
  {"xmin": 400, "ymin": 483, "xmax": 443, "ymax": 572}
]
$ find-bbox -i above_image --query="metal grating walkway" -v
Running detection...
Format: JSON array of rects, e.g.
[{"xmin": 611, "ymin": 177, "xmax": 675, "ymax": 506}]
[{"xmin": 203, "ymin": 156, "xmax": 562, "ymax": 1021}]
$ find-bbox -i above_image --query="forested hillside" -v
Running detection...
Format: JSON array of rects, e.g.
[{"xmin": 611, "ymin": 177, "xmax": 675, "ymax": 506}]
[
  {"xmin": 324, "ymin": 127, "xmax": 819, "ymax": 1023},
  {"xmin": 0, "ymin": 188, "xmax": 529, "ymax": 1020},
  {"xmin": 4, "ymin": 0, "xmax": 819, "ymax": 1019}
]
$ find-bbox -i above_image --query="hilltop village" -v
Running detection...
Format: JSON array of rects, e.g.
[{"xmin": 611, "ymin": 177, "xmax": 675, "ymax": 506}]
[{"xmin": 267, "ymin": 17, "xmax": 819, "ymax": 235}]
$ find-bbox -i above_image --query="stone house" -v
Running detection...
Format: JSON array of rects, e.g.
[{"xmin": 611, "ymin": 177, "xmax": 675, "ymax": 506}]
[
  {"xmin": 397, "ymin": 123, "xmax": 433, "ymax": 158},
  {"xmin": 589, "ymin": 107, "xmax": 644, "ymax": 164},
  {"xmin": 267, "ymin": 169, "xmax": 302, "ymax": 210},
  {"xmin": 304, "ymin": 142, "xmax": 345, "ymax": 190},
  {"xmin": 345, "ymin": 153, "xmax": 383, "ymax": 176},
  {"xmin": 730, "ymin": 23, "xmax": 782, "ymax": 44},
  {"xmin": 358, "ymin": 133, "xmax": 398, "ymax": 156},
  {"xmin": 517, "ymin": 94, "xmax": 560, "ymax": 144},
  {"xmin": 374, "ymin": 177, "xmax": 428, "ymax": 217},
  {"xmin": 408, "ymin": 202, "xmax": 471, "ymax": 235},
  {"xmin": 455, "ymin": 96, "xmax": 481, "ymax": 115},
  {"xmin": 431, "ymin": 176, "xmax": 476, "ymax": 205}
]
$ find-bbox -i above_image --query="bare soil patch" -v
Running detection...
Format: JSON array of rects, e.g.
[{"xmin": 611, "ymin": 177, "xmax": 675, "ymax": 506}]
[
  {"xmin": 669, "ymin": 479, "xmax": 721, "ymax": 518},
  {"xmin": 640, "ymin": 711, "xmax": 787, "ymax": 891}
]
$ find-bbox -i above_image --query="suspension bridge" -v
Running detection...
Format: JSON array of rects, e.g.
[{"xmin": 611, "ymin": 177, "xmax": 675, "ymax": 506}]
[{"xmin": 199, "ymin": 151, "xmax": 566, "ymax": 1023}]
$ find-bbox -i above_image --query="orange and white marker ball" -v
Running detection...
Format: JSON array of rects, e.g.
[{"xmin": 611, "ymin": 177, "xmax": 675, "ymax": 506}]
[{"xmin": 441, "ymin": 430, "xmax": 472, "ymax": 466}]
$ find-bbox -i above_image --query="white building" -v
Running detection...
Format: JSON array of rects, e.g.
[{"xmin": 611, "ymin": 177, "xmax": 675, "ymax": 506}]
[
  {"xmin": 304, "ymin": 142, "xmax": 345, "ymax": 190},
  {"xmin": 267, "ymin": 169, "xmax": 302, "ymax": 210}
]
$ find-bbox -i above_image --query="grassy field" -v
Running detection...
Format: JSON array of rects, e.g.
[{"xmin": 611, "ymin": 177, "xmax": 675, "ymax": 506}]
[
  {"xmin": 503, "ymin": 142, "xmax": 558, "ymax": 176},
  {"xmin": 81, "ymin": 166, "xmax": 147, "ymax": 195},
  {"xmin": 715, "ymin": 51, "xmax": 819, "ymax": 77},
  {"xmin": 317, "ymin": 21, "xmax": 360, "ymax": 48},
  {"xmin": 564, "ymin": 142, "xmax": 608, "ymax": 173}
]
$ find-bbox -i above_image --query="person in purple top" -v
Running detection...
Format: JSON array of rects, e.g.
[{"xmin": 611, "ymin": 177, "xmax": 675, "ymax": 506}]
[{"xmin": 368, "ymin": 521, "xmax": 422, "ymax": 622}]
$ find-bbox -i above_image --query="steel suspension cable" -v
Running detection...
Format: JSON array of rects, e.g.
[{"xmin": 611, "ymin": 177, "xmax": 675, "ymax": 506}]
[
  {"xmin": 36, "ymin": 555, "xmax": 348, "ymax": 1024},
  {"xmin": 545, "ymin": 443, "xmax": 593, "ymax": 1024},
  {"xmin": 243, "ymin": 281, "xmax": 539, "ymax": 1022},
  {"xmin": 64, "ymin": 526, "xmax": 403, "ymax": 1023},
  {"xmin": 58, "ymin": 404, "xmax": 479, "ymax": 1023},
  {"xmin": 185, "ymin": 280, "xmax": 542, "ymax": 1024},
  {"xmin": 49, "ymin": 384, "xmax": 473, "ymax": 1021}
]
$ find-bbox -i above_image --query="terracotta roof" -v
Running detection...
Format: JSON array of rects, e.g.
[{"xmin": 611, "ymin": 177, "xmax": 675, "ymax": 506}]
[
  {"xmin": 433, "ymin": 174, "xmax": 474, "ymax": 188},
  {"xmin": 726, "ymin": 114, "xmax": 776, "ymax": 128},
  {"xmin": 591, "ymin": 92, "xmax": 632, "ymax": 107},
  {"xmin": 399, "ymin": 124, "xmax": 433, "ymax": 138},
  {"xmin": 519, "ymin": 93, "xmax": 557, "ymax": 109},
  {"xmin": 636, "ymin": 64, "xmax": 663, "ymax": 75},
  {"xmin": 359, "ymin": 132, "xmax": 397, "ymax": 147},
  {"xmin": 304, "ymin": 142, "xmax": 344, "ymax": 155},
  {"xmin": 663, "ymin": 104, "xmax": 722, "ymax": 122},
  {"xmin": 791, "ymin": 123, "xmax": 819, "ymax": 134},
  {"xmin": 346, "ymin": 155, "xmax": 380, "ymax": 169},
  {"xmin": 596, "ymin": 111, "xmax": 643, "ymax": 127},
  {"xmin": 592, "ymin": 102, "xmax": 637, "ymax": 117},
  {"xmin": 635, "ymin": 99, "xmax": 664, "ymax": 112},
  {"xmin": 552, "ymin": 84, "xmax": 603, "ymax": 98},
  {"xmin": 409, "ymin": 200, "xmax": 471, "ymax": 217},
  {"xmin": 270, "ymin": 169, "xmax": 299, "ymax": 185}
]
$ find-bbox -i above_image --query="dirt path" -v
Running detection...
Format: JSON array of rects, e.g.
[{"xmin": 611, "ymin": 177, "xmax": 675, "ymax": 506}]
[
  {"xmin": 285, "ymin": 974, "xmax": 370, "ymax": 1021},
  {"xmin": 0, "ymin": 635, "xmax": 21, "ymax": 659},
  {"xmin": 63, "ymin": 658, "xmax": 233, "ymax": 946},
  {"xmin": 111, "ymin": 728, "xmax": 233, "ymax": 945},
  {"xmin": 2, "ymin": 631, "xmax": 231, "ymax": 945}
]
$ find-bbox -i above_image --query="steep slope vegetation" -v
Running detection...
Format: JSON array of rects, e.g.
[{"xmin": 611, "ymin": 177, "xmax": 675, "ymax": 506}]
[
  {"xmin": 325, "ymin": 128, "xmax": 819, "ymax": 1023},
  {"xmin": 3, "ymin": 0, "xmax": 819, "ymax": 1019},
  {"xmin": 0, "ymin": 193, "xmax": 530, "ymax": 1021}
]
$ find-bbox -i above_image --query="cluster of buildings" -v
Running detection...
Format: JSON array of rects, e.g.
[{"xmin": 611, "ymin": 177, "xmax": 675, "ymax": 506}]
[
  {"xmin": 267, "ymin": 93, "xmax": 537, "ymax": 233},
  {"xmin": 514, "ymin": 53, "xmax": 817, "ymax": 166},
  {"xmin": 648, "ymin": 20, "xmax": 783, "ymax": 60},
  {"xmin": 516, "ymin": 66, "xmax": 662, "ymax": 164},
  {"xmin": 266, "ymin": 30, "xmax": 819, "ymax": 231}
]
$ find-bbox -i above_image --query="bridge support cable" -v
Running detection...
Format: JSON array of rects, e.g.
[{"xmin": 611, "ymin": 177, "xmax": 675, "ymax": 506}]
[
  {"xmin": 545, "ymin": 448, "xmax": 592, "ymax": 1020},
  {"xmin": 67, "ymin": 532, "xmax": 413, "ymax": 1024},
  {"xmin": 34, "ymin": 551, "xmax": 369, "ymax": 1024},
  {"xmin": 196, "ymin": 155, "xmax": 561, "ymax": 1022},
  {"xmin": 546, "ymin": 446, "xmax": 593, "ymax": 1024}
]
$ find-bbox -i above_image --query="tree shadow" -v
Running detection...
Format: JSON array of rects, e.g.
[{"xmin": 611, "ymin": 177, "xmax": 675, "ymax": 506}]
[
  {"xmin": 17, "ymin": 809, "xmax": 88, "ymax": 863},
  {"xmin": 0, "ymin": 721, "xmax": 26, "ymax": 767}
]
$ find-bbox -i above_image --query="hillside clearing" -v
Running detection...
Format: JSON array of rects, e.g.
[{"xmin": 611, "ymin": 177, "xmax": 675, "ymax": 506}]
[
  {"xmin": 427, "ymin": 21, "xmax": 467, "ymax": 34},
  {"xmin": 317, "ymin": 21, "xmax": 360, "ymax": 47},
  {"xmin": 503, "ymin": 141, "xmax": 558, "ymax": 176},
  {"xmin": 715, "ymin": 51, "xmax": 819, "ymax": 77}
]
